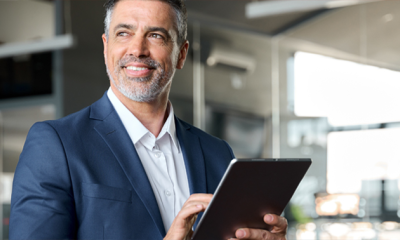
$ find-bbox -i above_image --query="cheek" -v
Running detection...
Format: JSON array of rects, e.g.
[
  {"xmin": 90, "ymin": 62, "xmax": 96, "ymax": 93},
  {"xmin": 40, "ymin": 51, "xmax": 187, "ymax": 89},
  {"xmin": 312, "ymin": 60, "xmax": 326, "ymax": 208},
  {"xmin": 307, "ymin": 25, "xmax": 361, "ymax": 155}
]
[
  {"xmin": 164, "ymin": 48, "xmax": 178, "ymax": 65},
  {"xmin": 107, "ymin": 44, "xmax": 127, "ymax": 65}
]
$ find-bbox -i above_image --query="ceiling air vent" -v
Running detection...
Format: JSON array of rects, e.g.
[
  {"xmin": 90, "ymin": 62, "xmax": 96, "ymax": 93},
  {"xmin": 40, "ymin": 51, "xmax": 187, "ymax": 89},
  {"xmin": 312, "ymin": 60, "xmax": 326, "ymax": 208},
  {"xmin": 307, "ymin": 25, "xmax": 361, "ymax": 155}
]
[{"xmin": 206, "ymin": 43, "xmax": 256, "ymax": 74}]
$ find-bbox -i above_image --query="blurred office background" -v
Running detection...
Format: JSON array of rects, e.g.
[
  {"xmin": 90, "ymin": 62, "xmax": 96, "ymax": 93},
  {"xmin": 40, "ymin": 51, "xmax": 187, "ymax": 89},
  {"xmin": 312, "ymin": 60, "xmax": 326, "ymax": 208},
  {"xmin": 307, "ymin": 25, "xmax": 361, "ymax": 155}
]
[{"xmin": 0, "ymin": 0, "xmax": 400, "ymax": 239}]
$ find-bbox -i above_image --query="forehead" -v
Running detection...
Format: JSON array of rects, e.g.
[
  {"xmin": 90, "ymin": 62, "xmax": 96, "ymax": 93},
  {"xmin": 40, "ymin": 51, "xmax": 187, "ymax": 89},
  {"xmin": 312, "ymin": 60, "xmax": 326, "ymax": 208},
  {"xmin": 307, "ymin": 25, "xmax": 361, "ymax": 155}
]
[{"xmin": 111, "ymin": 0, "xmax": 177, "ymax": 30}]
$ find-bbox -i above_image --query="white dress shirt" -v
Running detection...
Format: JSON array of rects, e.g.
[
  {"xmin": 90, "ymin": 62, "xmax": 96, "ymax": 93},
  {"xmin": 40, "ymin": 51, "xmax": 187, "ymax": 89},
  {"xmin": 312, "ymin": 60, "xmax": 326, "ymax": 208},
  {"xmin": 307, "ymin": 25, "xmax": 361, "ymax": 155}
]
[{"xmin": 107, "ymin": 88, "xmax": 190, "ymax": 232}]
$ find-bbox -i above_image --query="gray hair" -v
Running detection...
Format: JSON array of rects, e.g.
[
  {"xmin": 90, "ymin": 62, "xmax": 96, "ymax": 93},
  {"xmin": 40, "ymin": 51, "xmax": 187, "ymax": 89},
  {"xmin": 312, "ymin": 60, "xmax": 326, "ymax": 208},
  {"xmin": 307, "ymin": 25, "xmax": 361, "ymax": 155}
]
[{"xmin": 104, "ymin": 0, "xmax": 187, "ymax": 45}]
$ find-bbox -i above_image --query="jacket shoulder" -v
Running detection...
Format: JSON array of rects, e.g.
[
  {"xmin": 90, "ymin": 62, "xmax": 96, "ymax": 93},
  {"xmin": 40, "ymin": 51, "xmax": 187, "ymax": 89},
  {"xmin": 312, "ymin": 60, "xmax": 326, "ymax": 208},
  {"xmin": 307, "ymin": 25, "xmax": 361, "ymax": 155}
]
[{"xmin": 44, "ymin": 93, "xmax": 113, "ymax": 130}]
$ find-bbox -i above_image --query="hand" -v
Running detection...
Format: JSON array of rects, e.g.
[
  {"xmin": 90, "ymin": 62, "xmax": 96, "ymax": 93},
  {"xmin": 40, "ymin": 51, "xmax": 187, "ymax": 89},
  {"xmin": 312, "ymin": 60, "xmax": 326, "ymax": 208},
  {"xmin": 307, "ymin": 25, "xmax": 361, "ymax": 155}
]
[
  {"xmin": 164, "ymin": 194, "xmax": 213, "ymax": 240},
  {"xmin": 231, "ymin": 214, "xmax": 288, "ymax": 240}
]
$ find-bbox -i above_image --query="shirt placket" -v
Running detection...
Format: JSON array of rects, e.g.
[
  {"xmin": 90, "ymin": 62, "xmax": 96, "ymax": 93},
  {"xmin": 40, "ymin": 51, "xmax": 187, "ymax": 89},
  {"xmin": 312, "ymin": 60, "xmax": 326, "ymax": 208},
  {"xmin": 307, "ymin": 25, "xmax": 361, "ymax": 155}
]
[{"xmin": 152, "ymin": 140, "xmax": 176, "ymax": 224}]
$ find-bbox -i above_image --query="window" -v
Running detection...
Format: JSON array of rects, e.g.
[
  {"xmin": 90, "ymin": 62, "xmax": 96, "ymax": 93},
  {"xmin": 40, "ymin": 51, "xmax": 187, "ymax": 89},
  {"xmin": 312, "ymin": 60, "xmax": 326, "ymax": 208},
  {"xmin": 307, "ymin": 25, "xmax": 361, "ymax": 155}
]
[
  {"xmin": 293, "ymin": 51, "xmax": 400, "ymax": 197},
  {"xmin": 293, "ymin": 51, "xmax": 400, "ymax": 126}
]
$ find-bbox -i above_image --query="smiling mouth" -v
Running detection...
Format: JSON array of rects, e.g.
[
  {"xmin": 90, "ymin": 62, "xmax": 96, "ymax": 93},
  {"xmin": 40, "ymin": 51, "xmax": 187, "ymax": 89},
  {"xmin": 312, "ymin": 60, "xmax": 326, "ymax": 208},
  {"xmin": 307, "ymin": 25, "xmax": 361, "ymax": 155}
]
[
  {"xmin": 125, "ymin": 66, "xmax": 153, "ymax": 71},
  {"xmin": 122, "ymin": 65, "xmax": 156, "ymax": 78}
]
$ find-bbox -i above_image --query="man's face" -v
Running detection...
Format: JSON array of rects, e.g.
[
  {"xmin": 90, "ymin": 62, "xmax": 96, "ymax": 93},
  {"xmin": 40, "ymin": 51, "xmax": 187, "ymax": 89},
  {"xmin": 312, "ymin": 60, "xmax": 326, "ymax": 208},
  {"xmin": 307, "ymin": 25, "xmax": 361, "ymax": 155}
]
[{"xmin": 102, "ymin": 0, "xmax": 188, "ymax": 102}]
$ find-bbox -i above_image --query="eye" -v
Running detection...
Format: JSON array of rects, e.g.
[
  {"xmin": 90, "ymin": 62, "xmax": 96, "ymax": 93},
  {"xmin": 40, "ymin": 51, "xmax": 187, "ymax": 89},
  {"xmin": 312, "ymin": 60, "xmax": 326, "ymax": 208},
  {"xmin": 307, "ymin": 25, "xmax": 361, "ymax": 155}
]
[
  {"xmin": 117, "ymin": 32, "xmax": 129, "ymax": 37},
  {"xmin": 150, "ymin": 33, "xmax": 164, "ymax": 39}
]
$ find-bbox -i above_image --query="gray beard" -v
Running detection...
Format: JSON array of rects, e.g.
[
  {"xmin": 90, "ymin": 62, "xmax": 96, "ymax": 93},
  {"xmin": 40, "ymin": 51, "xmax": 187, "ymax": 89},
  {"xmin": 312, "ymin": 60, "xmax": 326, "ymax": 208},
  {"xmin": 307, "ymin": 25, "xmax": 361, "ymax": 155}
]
[{"xmin": 106, "ymin": 57, "xmax": 173, "ymax": 102}]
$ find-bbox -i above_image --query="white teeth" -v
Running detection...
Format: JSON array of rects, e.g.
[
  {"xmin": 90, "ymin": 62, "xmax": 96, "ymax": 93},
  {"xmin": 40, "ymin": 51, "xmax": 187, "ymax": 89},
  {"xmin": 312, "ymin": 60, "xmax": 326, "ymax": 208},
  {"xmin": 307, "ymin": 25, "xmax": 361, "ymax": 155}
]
[{"xmin": 126, "ymin": 66, "xmax": 149, "ymax": 71}]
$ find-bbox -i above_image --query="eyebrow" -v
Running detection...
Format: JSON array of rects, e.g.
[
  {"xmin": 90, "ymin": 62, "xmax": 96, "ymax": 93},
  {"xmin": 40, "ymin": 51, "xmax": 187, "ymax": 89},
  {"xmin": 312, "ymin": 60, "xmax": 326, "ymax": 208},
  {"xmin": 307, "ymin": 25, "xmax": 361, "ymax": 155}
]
[
  {"xmin": 113, "ymin": 23, "xmax": 136, "ymax": 33},
  {"xmin": 113, "ymin": 23, "xmax": 172, "ymax": 40}
]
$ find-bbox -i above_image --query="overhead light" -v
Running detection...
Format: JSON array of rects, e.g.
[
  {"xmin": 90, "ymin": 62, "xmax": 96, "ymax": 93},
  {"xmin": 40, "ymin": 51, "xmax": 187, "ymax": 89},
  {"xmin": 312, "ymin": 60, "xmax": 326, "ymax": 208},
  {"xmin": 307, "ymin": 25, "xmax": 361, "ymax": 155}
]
[
  {"xmin": 325, "ymin": 0, "xmax": 382, "ymax": 8},
  {"xmin": 246, "ymin": 1, "xmax": 328, "ymax": 19},
  {"xmin": 246, "ymin": 0, "xmax": 383, "ymax": 19},
  {"xmin": 230, "ymin": 73, "xmax": 245, "ymax": 89},
  {"xmin": 382, "ymin": 13, "xmax": 394, "ymax": 22},
  {"xmin": 325, "ymin": 0, "xmax": 360, "ymax": 8}
]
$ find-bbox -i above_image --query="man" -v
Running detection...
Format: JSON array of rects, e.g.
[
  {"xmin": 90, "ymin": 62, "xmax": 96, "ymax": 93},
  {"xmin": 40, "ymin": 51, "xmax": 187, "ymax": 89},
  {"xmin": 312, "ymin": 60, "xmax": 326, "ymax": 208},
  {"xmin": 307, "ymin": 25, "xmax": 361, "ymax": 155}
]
[{"xmin": 10, "ymin": 0, "xmax": 288, "ymax": 239}]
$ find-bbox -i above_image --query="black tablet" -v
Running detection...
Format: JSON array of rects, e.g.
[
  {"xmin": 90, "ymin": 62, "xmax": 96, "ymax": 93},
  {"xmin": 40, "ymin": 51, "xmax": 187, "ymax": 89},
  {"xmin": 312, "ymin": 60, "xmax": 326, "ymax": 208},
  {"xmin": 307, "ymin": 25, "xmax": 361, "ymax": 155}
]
[{"xmin": 191, "ymin": 158, "xmax": 311, "ymax": 240}]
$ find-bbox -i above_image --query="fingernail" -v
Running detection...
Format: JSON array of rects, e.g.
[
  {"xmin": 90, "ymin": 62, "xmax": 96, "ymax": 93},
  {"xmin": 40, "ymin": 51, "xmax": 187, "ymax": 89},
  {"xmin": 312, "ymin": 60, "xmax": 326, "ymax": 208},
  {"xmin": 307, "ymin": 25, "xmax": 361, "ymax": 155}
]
[
  {"xmin": 237, "ymin": 229, "xmax": 246, "ymax": 238},
  {"xmin": 196, "ymin": 204, "xmax": 202, "ymax": 208},
  {"xmin": 265, "ymin": 214, "xmax": 273, "ymax": 222}
]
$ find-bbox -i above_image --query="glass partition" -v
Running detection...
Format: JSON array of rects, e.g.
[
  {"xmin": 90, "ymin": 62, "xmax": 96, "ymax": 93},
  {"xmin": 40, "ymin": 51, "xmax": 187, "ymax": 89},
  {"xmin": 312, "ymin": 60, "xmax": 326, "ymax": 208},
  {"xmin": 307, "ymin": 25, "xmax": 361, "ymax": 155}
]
[
  {"xmin": 201, "ymin": 26, "xmax": 272, "ymax": 158},
  {"xmin": 278, "ymin": 1, "xmax": 400, "ymax": 239},
  {"xmin": 171, "ymin": 24, "xmax": 273, "ymax": 158}
]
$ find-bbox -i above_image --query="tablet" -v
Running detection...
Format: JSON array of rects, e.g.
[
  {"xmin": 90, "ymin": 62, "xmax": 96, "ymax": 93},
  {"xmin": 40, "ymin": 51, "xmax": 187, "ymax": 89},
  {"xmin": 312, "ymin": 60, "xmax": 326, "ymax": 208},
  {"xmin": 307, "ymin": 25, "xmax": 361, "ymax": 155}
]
[{"xmin": 191, "ymin": 158, "xmax": 311, "ymax": 240}]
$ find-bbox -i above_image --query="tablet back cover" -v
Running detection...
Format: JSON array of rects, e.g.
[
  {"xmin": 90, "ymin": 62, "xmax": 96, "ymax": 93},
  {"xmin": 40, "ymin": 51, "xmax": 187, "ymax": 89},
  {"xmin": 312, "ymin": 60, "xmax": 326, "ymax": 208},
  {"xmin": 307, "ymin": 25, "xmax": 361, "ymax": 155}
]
[{"xmin": 191, "ymin": 158, "xmax": 311, "ymax": 240}]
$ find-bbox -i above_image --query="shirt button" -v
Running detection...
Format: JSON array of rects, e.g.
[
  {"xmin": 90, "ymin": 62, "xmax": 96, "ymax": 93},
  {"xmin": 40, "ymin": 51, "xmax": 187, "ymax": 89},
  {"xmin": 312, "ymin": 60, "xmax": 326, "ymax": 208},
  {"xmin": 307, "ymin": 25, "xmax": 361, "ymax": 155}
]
[
  {"xmin": 154, "ymin": 152, "xmax": 161, "ymax": 158},
  {"xmin": 165, "ymin": 190, "xmax": 171, "ymax": 196}
]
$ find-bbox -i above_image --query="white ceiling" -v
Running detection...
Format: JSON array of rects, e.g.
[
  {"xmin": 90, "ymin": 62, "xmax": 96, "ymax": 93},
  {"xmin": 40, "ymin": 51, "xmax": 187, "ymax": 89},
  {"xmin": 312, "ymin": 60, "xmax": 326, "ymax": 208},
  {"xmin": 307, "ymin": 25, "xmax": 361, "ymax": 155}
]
[{"xmin": 285, "ymin": 0, "xmax": 400, "ymax": 70}]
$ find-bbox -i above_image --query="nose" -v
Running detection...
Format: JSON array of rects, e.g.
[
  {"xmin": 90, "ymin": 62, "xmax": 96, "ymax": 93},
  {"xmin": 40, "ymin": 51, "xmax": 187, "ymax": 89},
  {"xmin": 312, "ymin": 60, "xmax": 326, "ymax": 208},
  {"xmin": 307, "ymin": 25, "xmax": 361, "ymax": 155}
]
[{"xmin": 127, "ymin": 35, "xmax": 150, "ymax": 58}]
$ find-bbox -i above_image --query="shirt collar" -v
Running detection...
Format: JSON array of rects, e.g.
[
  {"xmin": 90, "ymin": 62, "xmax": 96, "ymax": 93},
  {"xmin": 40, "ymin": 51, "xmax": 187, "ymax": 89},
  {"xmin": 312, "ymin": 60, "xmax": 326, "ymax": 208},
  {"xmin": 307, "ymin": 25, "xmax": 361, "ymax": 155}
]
[
  {"xmin": 107, "ymin": 88, "xmax": 148, "ymax": 145},
  {"xmin": 107, "ymin": 87, "xmax": 180, "ymax": 152},
  {"xmin": 164, "ymin": 103, "xmax": 180, "ymax": 152}
]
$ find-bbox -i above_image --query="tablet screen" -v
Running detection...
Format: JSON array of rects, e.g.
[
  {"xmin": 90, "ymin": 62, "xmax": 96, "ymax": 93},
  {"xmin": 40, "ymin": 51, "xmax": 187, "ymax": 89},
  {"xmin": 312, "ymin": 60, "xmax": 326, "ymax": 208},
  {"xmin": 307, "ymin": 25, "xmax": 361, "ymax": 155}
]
[{"xmin": 192, "ymin": 158, "xmax": 311, "ymax": 240}]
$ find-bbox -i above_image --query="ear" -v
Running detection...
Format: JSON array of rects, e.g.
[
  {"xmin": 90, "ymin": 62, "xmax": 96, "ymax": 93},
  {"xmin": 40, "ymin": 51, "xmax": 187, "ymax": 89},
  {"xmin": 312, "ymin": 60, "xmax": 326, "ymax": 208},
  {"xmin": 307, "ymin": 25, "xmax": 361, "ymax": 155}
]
[
  {"xmin": 176, "ymin": 40, "xmax": 189, "ymax": 69},
  {"xmin": 102, "ymin": 33, "xmax": 108, "ymax": 64}
]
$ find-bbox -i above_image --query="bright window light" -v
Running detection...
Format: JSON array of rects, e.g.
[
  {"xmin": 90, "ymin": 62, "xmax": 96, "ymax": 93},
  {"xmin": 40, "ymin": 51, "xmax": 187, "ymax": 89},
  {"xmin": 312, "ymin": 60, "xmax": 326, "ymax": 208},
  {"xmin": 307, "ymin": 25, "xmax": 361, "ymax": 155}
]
[
  {"xmin": 294, "ymin": 52, "xmax": 400, "ymax": 126},
  {"xmin": 327, "ymin": 128, "xmax": 400, "ymax": 193}
]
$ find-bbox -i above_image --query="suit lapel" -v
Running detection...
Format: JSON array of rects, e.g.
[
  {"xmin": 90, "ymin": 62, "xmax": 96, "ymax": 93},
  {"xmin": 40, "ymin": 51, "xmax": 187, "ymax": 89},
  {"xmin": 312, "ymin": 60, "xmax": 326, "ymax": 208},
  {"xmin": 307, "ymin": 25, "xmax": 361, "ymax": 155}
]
[
  {"xmin": 175, "ymin": 117, "xmax": 207, "ymax": 229},
  {"xmin": 175, "ymin": 117, "xmax": 206, "ymax": 195},
  {"xmin": 91, "ymin": 94, "xmax": 166, "ymax": 237}
]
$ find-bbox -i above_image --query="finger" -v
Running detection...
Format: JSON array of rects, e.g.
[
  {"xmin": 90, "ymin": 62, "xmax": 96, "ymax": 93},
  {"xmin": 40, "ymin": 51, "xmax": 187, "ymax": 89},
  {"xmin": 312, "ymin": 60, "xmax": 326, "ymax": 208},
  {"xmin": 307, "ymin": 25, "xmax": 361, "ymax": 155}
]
[
  {"xmin": 175, "ymin": 201, "xmax": 210, "ymax": 223},
  {"xmin": 185, "ymin": 194, "xmax": 213, "ymax": 203},
  {"xmin": 182, "ymin": 194, "xmax": 213, "ymax": 208},
  {"xmin": 171, "ymin": 200, "xmax": 211, "ymax": 230},
  {"xmin": 166, "ymin": 204, "xmax": 206, "ymax": 240},
  {"xmin": 169, "ymin": 205, "xmax": 201, "ymax": 231},
  {"xmin": 178, "ymin": 204, "xmax": 205, "ymax": 219},
  {"xmin": 263, "ymin": 214, "xmax": 288, "ymax": 234},
  {"xmin": 235, "ymin": 228, "xmax": 277, "ymax": 240},
  {"xmin": 182, "ymin": 199, "xmax": 211, "ymax": 212}
]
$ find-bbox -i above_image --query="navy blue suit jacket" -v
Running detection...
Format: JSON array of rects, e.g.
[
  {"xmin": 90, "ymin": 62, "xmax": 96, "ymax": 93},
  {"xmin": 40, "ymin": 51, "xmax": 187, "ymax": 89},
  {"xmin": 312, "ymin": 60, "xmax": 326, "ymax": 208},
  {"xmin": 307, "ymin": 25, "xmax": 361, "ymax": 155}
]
[{"xmin": 10, "ymin": 93, "xmax": 234, "ymax": 239}]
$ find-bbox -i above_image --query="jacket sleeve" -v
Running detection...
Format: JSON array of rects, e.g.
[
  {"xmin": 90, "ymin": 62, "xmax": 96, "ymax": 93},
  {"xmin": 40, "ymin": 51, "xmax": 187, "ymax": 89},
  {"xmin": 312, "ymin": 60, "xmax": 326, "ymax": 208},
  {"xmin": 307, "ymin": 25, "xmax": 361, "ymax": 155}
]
[{"xmin": 10, "ymin": 122, "xmax": 77, "ymax": 239}]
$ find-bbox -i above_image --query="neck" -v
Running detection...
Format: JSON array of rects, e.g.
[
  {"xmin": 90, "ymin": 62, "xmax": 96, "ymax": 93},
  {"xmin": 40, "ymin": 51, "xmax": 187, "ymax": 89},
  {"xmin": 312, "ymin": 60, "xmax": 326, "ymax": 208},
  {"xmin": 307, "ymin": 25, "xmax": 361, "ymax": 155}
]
[{"xmin": 111, "ymin": 84, "xmax": 170, "ymax": 138}]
